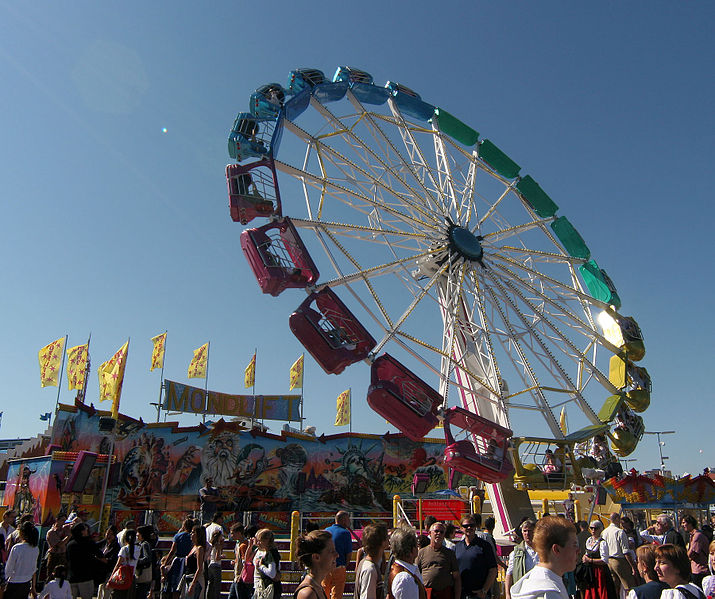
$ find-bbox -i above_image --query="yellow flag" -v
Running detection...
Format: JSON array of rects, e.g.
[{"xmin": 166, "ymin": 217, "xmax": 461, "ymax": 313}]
[
  {"xmin": 150, "ymin": 332, "xmax": 167, "ymax": 371},
  {"xmin": 98, "ymin": 341, "xmax": 129, "ymax": 419},
  {"xmin": 335, "ymin": 389, "xmax": 351, "ymax": 426},
  {"xmin": 244, "ymin": 353, "xmax": 256, "ymax": 388},
  {"xmin": 66, "ymin": 343, "xmax": 89, "ymax": 391},
  {"xmin": 188, "ymin": 343, "xmax": 209, "ymax": 379},
  {"xmin": 39, "ymin": 337, "xmax": 65, "ymax": 387},
  {"xmin": 289, "ymin": 355, "xmax": 304, "ymax": 390},
  {"xmin": 559, "ymin": 407, "xmax": 568, "ymax": 435}
]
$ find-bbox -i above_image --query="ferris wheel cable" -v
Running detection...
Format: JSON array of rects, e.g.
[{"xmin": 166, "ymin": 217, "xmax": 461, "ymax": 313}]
[
  {"xmin": 344, "ymin": 91, "xmax": 450, "ymax": 219},
  {"xmin": 314, "ymin": 244, "xmax": 449, "ymax": 290},
  {"xmin": 385, "ymin": 99, "xmax": 452, "ymax": 216},
  {"xmin": 284, "ymin": 119, "xmax": 444, "ymax": 227},
  {"xmin": 488, "ymin": 267, "xmax": 619, "ymax": 395},
  {"xmin": 466, "ymin": 269, "xmax": 564, "ymax": 438},
  {"xmin": 477, "ymin": 180, "xmax": 520, "ymax": 228},
  {"xmin": 480, "ymin": 268, "xmax": 601, "ymax": 426},
  {"xmin": 307, "ymin": 97, "xmax": 448, "ymax": 225},
  {"xmin": 275, "ymin": 159, "xmax": 442, "ymax": 235}
]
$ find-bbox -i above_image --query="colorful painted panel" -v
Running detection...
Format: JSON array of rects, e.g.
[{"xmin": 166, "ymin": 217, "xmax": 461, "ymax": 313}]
[{"xmin": 42, "ymin": 404, "xmax": 474, "ymax": 515}]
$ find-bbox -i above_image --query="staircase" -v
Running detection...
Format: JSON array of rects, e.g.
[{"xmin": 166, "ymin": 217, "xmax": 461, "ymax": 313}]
[{"xmin": 158, "ymin": 535, "xmax": 358, "ymax": 598}]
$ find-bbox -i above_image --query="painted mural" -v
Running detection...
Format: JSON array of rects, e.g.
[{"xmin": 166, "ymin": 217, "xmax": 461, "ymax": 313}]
[{"xmin": 43, "ymin": 403, "xmax": 476, "ymax": 516}]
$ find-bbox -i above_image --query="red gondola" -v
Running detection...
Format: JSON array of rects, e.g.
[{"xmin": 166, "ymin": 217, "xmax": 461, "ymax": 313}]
[
  {"xmin": 442, "ymin": 406, "xmax": 514, "ymax": 485},
  {"xmin": 240, "ymin": 218, "xmax": 319, "ymax": 296},
  {"xmin": 366, "ymin": 354, "xmax": 442, "ymax": 442},
  {"xmin": 289, "ymin": 288, "xmax": 375, "ymax": 375},
  {"xmin": 226, "ymin": 158, "xmax": 281, "ymax": 225}
]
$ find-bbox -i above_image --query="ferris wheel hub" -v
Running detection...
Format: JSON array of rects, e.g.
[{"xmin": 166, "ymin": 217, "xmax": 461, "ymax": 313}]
[{"xmin": 448, "ymin": 225, "xmax": 484, "ymax": 262}]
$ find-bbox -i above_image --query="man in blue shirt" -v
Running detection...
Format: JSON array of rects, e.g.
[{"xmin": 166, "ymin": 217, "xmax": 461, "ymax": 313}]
[
  {"xmin": 323, "ymin": 511, "xmax": 353, "ymax": 599},
  {"xmin": 455, "ymin": 515, "xmax": 497, "ymax": 599}
]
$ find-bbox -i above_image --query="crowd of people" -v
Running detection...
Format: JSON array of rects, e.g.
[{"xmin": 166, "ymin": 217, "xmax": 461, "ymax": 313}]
[{"xmin": 0, "ymin": 508, "xmax": 714, "ymax": 599}]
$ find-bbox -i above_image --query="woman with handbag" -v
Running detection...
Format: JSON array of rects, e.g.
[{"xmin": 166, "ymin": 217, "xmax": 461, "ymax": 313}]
[
  {"xmin": 135, "ymin": 527, "xmax": 155, "ymax": 599},
  {"xmin": 252, "ymin": 529, "xmax": 281, "ymax": 599},
  {"xmin": 181, "ymin": 526, "xmax": 206, "ymax": 599},
  {"xmin": 96, "ymin": 526, "xmax": 121, "ymax": 599},
  {"xmin": 206, "ymin": 529, "xmax": 224, "ymax": 599},
  {"xmin": 4, "ymin": 521, "xmax": 40, "ymax": 599},
  {"xmin": 580, "ymin": 521, "xmax": 617, "ymax": 599},
  {"xmin": 110, "ymin": 529, "xmax": 141, "ymax": 599}
]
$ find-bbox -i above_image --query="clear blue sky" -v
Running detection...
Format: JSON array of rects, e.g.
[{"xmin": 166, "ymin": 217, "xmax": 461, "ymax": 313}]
[{"xmin": 1, "ymin": 2, "xmax": 712, "ymax": 477}]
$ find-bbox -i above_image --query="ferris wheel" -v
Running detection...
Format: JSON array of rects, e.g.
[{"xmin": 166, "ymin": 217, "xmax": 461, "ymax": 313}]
[{"xmin": 226, "ymin": 66, "xmax": 650, "ymax": 527}]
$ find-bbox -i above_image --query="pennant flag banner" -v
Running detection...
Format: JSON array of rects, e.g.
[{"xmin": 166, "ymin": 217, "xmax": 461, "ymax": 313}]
[
  {"xmin": 66, "ymin": 343, "xmax": 89, "ymax": 391},
  {"xmin": 163, "ymin": 380, "xmax": 302, "ymax": 422},
  {"xmin": 335, "ymin": 389, "xmax": 351, "ymax": 426},
  {"xmin": 38, "ymin": 337, "xmax": 65, "ymax": 387},
  {"xmin": 188, "ymin": 343, "xmax": 208, "ymax": 379},
  {"xmin": 40, "ymin": 412, "xmax": 51, "ymax": 421},
  {"xmin": 244, "ymin": 353, "xmax": 256, "ymax": 388},
  {"xmin": 289, "ymin": 355, "xmax": 303, "ymax": 390},
  {"xmin": 150, "ymin": 332, "xmax": 167, "ymax": 371},
  {"xmin": 98, "ymin": 341, "xmax": 129, "ymax": 418}
]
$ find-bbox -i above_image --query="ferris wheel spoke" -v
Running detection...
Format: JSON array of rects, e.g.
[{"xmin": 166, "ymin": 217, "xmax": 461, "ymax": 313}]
[
  {"xmin": 344, "ymin": 92, "xmax": 449, "ymax": 219},
  {"xmin": 316, "ymin": 245, "xmax": 448, "ymax": 290},
  {"xmin": 480, "ymin": 268, "xmax": 601, "ymax": 426},
  {"xmin": 466, "ymin": 270, "xmax": 563, "ymax": 437},
  {"xmin": 431, "ymin": 125, "xmax": 464, "ymax": 222},
  {"xmin": 284, "ymin": 119, "xmax": 442, "ymax": 228},
  {"xmin": 481, "ymin": 217, "xmax": 557, "ymax": 243},
  {"xmin": 490, "ymin": 244, "xmax": 587, "ymax": 266},
  {"xmin": 477, "ymin": 181, "xmax": 519, "ymax": 228},
  {"xmin": 370, "ymin": 260, "xmax": 451, "ymax": 357},
  {"xmin": 275, "ymin": 159, "xmax": 441, "ymax": 235},
  {"xmin": 486, "ymin": 259, "xmax": 621, "ymax": 356},
  {"xmin": 486, "ymin": 250, "xmax": 614, "ymax": 313},
  {"xmin": 488, "ymin": 267, "xmax": 618, "ymax": 396},
  {"xmin": 385, "ymin": 100, "xmax": 452, "ymax": 217},
  {"xmin": 307, "ymin": 98, "xmax": 445, "ymax": 224}
]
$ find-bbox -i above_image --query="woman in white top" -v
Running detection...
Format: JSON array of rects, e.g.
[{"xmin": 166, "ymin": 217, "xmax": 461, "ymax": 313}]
[
  {"xmin": 355, "ymin": 524, "xmax": 389, "ymax": 599},
  {"xmin": 510, "ymin": 516, "xmax": 580, "ymax": 599},
  {"xmin": 582, "ymin": 520, "xmax": 617, "ymax": 599},
  {"xmin": 110, "ymin": 529, "xmax": 141, "ymax": 599},
  {"xmin": 40, "ymin": 565, "xmax": 72, "ymax": 599},
  {"xmin": 206, "ymin": 529, "xmax": 224, "ymax": 599},
  {"xmin": 253, "ymin": 529, "xmax": 281, "ymax": 599},
  {"xmin": 655, "ymin": 544, "xmax": 706, "ymax": 599},
  {"xmin": 5, "ymin": 521, "xmax": 40, "ymax": 599}
]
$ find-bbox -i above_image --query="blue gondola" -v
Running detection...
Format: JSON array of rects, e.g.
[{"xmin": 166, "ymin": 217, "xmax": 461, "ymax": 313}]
[
  {"xmin": 250, "ymin": 83, "xmax": 286, "ymax": 119},
  {"xmin": 287, "ymin": 68, "xmax": 326, "ymax": 94}
]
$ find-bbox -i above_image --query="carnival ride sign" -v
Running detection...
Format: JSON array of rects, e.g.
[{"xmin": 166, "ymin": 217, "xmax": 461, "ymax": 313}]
[{"xmin": 162, "ymin": 379, "xmax": 301, "ymax": 422}]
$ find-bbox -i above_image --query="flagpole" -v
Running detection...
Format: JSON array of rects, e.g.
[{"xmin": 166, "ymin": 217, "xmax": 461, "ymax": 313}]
[
  {"xmin": 203, "ymin": 341, "xmax": 211, "ymax": 423},
  {"xmin": 53, "ymin": 335, "xmax": 68, "ymax": 417},
  {"xmin": 156, "ymin": 331, "xmax": 167, "ymax": 423},
  {"xmin": 349, "ymin": 387, "xmax": 352, "ymax": 435},
  {"xmin": 254, "ymin": 348, "xmax": 261, "ymax": 427},
  {"xmin": 299, "ymin": 353, "xmax": 305, "ymax": 432},
  {"xmin": 79, "ymin": 332, "xmax": 92, "ymax": 404}
]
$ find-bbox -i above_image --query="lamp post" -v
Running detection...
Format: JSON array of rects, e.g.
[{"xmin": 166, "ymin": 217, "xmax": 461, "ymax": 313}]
[{"xmin": 644, "ymin": 431, "xmax": 675, "ymax": 475}]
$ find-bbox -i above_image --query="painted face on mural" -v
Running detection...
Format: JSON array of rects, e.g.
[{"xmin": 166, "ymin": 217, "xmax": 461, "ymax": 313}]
[{"xmin": 201, "ymin": 431, "xmax": 241, "ymax": 487}]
